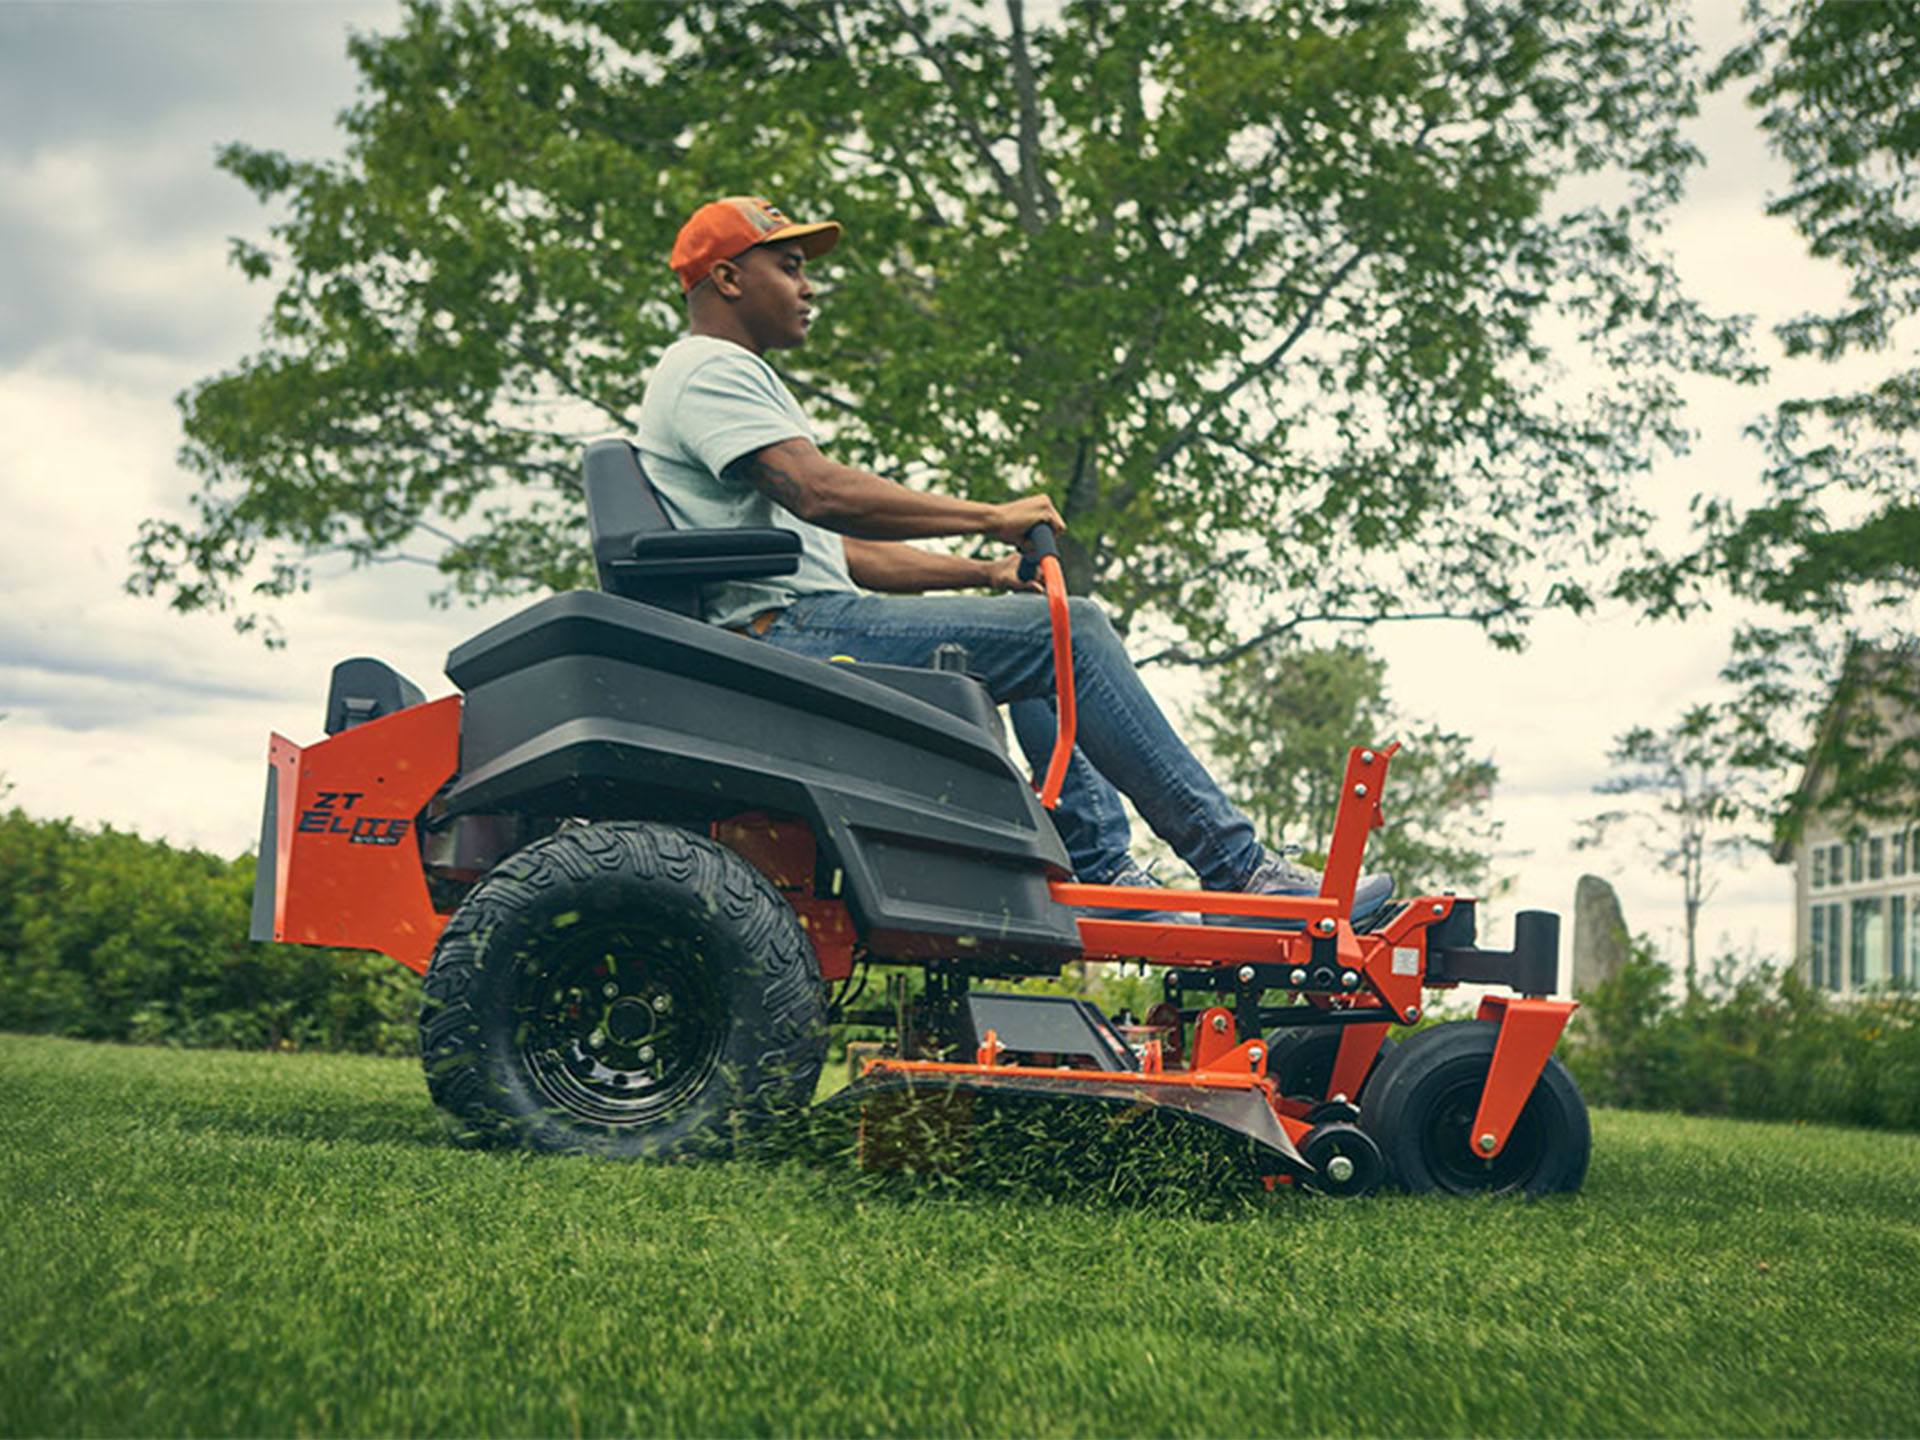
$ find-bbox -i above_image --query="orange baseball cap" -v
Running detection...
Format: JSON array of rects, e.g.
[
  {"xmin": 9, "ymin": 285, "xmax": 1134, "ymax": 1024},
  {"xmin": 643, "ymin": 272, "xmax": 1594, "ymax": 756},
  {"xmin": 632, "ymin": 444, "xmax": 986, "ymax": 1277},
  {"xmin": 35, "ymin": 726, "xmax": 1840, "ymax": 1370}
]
[{"xmin": 670, "ymin": 196, "xmax": 841, "ymax": 292}]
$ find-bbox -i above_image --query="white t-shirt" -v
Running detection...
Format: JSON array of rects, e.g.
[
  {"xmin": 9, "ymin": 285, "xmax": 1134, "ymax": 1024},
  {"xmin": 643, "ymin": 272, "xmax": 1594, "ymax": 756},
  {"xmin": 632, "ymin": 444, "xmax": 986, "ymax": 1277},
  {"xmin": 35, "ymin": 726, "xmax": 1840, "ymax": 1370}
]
[{"xmin": 634, "ymin": 335, "xmax": 857, "ymax": 628}]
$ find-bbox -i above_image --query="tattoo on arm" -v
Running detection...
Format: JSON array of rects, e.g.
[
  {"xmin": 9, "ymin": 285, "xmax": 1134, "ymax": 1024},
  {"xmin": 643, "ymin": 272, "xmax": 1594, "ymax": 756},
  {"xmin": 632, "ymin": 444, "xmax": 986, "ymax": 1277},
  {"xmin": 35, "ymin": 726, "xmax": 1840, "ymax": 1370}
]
[{"xmin": 723, "ymin": 451, "xmax": 808, "ymax": 513}]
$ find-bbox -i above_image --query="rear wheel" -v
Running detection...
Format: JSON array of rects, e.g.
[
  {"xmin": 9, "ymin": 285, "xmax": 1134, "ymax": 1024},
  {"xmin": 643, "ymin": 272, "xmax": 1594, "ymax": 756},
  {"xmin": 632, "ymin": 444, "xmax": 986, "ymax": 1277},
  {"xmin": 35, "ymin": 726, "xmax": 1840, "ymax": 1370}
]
[
  {"xmin": 1263, "ymin": 1026, "xmax": 1396, "ymax": 1104},
  {"xmin": 1360, "ymin": 1020, "xmax": 1589, "ymax": 1197},
  {"xmin": 420, "ymin": 822, "xmax": 827, "ymax": 1160}
]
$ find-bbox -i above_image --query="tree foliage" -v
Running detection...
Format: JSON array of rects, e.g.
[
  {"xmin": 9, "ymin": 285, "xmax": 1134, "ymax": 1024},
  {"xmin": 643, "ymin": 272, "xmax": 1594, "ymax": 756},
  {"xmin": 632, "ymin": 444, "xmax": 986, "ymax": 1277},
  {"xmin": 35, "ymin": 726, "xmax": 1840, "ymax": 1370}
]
[
  {"xmin": 1193, "ymin": 640, "xmax": 1501, "ymax": 895},
  {"xmin": 1628, "ymin": 0, "xmax": 1920, "ymax": 830},
  {"xmin": 135, "ymin": 0, "xmax": 1751, "ymax": 656}
]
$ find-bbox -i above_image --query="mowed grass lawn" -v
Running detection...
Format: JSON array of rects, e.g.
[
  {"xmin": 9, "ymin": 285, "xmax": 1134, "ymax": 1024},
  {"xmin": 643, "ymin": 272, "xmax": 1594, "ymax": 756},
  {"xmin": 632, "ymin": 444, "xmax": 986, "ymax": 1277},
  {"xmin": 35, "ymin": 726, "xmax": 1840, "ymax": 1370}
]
[{"xmin": 3, "ymin": 1034, "xmax": 1918, "ymax": 1438}]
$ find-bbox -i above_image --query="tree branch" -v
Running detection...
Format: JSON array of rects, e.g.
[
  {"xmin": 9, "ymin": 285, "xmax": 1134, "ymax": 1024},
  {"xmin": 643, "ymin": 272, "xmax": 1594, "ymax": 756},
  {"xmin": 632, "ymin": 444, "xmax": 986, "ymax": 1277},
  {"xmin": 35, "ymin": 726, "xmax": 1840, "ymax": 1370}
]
[
  {"xmin": 1145, "ymin": 245, "xmax": 1370, "ymax": 478},
  {"xmin": 1135, "ymin": 601, "xmax": 1525, "ymax": 669},
  {"xmin": 889, "ymin": 0, "xmax": 1030, "ymax": 226},
  {"xmin": 1004, "ymin": 0, "xmax": 1061, "ymax": 225}
]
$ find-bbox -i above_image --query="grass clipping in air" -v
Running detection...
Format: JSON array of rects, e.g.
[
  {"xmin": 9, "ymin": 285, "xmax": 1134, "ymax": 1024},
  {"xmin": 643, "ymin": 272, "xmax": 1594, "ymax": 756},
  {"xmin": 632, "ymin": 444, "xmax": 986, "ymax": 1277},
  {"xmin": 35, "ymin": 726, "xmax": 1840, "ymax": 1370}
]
[{"xmin": 778, "ymin": 1077, "xmax": 1281, "ymax": 1216}]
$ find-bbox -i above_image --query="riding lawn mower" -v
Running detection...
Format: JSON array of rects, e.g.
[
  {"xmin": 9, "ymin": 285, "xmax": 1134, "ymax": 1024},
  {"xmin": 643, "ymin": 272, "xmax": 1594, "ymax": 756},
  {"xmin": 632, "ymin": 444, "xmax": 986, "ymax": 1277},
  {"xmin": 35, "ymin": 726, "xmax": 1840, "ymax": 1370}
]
[{"xmin": 249, "ymin": 439, "xmax": 1591, "ymax": 1198}]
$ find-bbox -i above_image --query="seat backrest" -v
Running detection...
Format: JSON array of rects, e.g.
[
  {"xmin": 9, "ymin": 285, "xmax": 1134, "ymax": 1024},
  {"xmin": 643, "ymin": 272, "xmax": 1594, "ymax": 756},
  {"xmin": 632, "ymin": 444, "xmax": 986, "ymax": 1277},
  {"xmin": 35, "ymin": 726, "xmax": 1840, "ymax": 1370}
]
[
  {"xmin": 580, "ymin": 438, "xmax": 801, "ymax": 616},
  {"xmin": 583, "ymin": 439, "xmax": 675, "ymax": 592}
]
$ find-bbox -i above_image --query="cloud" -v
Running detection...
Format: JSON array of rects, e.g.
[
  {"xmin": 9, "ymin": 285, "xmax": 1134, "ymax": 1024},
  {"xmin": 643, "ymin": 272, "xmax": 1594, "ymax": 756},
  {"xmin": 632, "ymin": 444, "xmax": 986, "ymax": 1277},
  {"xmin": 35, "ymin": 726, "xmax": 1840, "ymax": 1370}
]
[{"xmin": 0, "ymin": 1, "xmax": 398, "ymax": 372}]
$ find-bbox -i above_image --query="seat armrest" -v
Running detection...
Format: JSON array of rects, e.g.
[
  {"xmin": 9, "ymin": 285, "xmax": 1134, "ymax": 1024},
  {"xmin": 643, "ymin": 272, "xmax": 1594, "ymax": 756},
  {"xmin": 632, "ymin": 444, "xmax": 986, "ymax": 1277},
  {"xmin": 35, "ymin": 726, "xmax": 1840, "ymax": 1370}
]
[{"xmin": 606, "ymin": 528, "xmax": 801, "ymax": 585}]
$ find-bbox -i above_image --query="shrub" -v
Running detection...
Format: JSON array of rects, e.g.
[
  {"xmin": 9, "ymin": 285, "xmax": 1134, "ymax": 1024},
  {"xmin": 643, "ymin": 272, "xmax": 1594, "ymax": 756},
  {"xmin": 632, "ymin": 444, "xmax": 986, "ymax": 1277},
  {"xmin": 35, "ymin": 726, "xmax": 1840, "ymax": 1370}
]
[
  {"xmin": 0, "ymin": 808, "xmax": 417, "ymax": 1054},
  {"xmin": 1564, "ymin": 943, "xmax": 1920, "ymax": 1131}
]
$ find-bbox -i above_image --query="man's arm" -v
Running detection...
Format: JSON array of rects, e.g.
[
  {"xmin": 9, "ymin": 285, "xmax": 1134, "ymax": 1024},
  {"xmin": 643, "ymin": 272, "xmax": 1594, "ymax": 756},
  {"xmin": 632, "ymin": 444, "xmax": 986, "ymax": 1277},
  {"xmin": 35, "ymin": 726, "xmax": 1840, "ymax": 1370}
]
[
  {"xmin": 842, "ymin": 538, "xmax": 1037, "ymax": 594},
  {"xmin": 721, "ymin": 438, "xmax": 1060, "ymax": 544}
]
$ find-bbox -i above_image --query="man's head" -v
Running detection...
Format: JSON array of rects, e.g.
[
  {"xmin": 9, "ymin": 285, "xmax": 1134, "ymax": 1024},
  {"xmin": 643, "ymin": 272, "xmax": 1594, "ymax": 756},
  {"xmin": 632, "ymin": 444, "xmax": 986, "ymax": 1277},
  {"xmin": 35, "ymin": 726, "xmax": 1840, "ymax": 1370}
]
[{"xmin": 673, "ymin": 196, "xmax": 840, "ymax": 353}]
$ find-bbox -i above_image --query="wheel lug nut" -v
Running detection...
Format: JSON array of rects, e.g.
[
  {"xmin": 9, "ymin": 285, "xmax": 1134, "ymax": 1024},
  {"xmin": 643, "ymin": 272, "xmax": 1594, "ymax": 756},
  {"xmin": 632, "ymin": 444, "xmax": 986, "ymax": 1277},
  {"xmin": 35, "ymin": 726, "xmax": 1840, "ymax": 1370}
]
[
  {"xmin": 602, "ymin": 983, "xmax": 618, "ymax": 999},
  {"xmin": 1327, "ymin": 1155, "xmax": 1355, "ymax": 1183},
  {"xmin": 652, "ymin": 995, "xmax": 671, "ymax": 1013},
  {"xmin": 640, "ymin": 1045, "xmax": 656, "ymax": 1063}
]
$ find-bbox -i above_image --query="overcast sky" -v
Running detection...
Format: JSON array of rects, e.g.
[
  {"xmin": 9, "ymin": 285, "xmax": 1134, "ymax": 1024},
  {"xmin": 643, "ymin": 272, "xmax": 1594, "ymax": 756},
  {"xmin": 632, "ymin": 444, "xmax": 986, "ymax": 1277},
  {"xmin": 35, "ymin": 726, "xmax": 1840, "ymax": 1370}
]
[{"xmin": 0, "ymin": 0, "xmax": 1877, "ymax": 973}]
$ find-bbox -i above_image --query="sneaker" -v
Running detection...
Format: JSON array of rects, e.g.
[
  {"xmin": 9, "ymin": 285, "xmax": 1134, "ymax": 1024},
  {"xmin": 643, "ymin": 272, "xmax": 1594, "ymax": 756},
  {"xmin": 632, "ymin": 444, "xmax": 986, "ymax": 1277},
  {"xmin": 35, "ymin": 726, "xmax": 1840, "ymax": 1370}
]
[
  {"xmin": 1075, "ymin": 858, "xmax": 1201, "ymax": 926},
  {"xmin": 1204, "ymin": 846, "xmax": 1395, "ymax": 929}
]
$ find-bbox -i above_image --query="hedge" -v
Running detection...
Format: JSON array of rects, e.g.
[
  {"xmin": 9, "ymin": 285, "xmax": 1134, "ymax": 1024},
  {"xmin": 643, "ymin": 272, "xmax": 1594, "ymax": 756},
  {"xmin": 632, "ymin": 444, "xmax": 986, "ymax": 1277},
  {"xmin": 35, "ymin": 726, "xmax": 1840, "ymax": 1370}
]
[
  {"xmin": 1564, "ymin": 950, "xmax": 1920, "ymax": 1132},
  {"xmin": 0, "ymin": 808, "xmax": 417, "ymax": 1055}
]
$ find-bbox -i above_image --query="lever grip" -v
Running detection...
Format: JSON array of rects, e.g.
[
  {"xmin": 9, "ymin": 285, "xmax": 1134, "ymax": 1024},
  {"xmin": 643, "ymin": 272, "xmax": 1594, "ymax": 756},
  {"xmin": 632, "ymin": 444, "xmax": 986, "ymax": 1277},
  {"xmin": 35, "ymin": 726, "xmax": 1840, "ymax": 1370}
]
[{"xmin": 1016, "ymin": 522, "xmax": 1060, "ymax": 584}]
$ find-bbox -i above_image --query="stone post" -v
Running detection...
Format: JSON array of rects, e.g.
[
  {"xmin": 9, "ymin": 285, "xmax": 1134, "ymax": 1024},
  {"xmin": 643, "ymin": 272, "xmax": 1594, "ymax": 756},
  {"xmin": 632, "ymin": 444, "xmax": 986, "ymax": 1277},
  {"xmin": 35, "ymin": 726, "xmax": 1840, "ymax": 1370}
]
[{"xmin": 1572, "ymin": 874, "xmax": 1630, "ymax": 996}]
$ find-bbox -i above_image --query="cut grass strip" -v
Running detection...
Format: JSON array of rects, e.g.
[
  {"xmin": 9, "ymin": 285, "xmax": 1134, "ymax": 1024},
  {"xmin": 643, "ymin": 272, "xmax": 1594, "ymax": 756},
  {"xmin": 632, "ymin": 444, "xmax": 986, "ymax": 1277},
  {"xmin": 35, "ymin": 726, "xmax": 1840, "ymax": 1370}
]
[{"xmin": 2, "ymin": 1033, "xmax": 1917, "ymax": 1438}]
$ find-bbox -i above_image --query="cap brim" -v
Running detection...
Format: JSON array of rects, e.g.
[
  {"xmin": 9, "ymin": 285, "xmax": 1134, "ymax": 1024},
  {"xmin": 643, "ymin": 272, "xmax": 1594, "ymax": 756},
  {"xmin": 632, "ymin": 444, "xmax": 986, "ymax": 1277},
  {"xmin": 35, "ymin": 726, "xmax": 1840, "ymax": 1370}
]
[{"xmin": 761, "ymin": 220, "xmax": 840, "ymax": 260}]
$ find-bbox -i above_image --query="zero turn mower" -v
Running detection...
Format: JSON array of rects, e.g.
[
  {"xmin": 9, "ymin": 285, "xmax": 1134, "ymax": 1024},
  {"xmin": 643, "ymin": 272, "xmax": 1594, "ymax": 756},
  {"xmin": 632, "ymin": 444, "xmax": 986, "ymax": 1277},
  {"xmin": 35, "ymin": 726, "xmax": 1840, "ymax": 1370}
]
[{"xmin": 250, "ymin": 440, "xmax": 1590, "ymax": 1197}]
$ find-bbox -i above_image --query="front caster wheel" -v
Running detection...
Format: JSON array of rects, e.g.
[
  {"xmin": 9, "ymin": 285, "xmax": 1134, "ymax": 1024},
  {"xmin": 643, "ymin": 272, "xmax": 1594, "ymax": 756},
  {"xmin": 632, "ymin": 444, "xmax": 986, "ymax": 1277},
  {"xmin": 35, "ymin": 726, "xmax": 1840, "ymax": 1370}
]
[
  {"xmin": 1360, "ymin": 1020, "xmax": 1590, "ymax": 1196},
  {"xmin": 1299, "ymin": 1121, "xmax": 1384, "ymax": 1198}
]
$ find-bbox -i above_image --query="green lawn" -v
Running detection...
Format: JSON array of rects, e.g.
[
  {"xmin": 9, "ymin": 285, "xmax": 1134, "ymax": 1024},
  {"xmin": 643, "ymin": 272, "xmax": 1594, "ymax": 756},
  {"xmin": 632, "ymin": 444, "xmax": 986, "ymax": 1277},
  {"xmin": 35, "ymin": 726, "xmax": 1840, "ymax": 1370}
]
[{"xmin": 3, "ymin": 1033, "xmax": 1917, "ymax": 1438}]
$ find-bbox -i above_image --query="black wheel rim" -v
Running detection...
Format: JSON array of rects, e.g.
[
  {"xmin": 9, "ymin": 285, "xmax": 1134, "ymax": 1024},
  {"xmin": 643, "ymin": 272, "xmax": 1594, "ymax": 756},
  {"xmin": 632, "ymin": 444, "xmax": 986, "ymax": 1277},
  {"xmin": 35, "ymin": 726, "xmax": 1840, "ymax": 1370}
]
[
  {"xmin": 1418, "ymin": 1075, "xmax": 1547, "ymax": 1195},
  {"xmin": 511, "ymin": 917, "xmax": 726, "ymax": 1128},
  {"xmin": 1302, "ymin": 1126, "xmax": 1383, "ymax": 1197}
]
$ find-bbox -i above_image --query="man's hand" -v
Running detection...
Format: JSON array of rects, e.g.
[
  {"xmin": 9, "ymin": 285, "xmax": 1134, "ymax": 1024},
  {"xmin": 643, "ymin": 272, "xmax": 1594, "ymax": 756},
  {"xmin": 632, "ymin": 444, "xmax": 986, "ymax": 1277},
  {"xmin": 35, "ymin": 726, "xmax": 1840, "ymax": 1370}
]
[
  {"xmin": 981, "ymin": 553, "xmax": 1043, "ymax": 593},
  {"xmin": 986, "ymin": 494, "xmax": 1065, "ymax": 547}
]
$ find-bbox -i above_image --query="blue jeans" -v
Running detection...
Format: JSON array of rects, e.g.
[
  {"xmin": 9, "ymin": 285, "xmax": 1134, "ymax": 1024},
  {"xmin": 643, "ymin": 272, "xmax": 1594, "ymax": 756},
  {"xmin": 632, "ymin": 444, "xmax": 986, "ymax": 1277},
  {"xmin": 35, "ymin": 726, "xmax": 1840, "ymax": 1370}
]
[{"xmin": 756, "ymin": 591, "xmax": 1260, "ymax": 889}]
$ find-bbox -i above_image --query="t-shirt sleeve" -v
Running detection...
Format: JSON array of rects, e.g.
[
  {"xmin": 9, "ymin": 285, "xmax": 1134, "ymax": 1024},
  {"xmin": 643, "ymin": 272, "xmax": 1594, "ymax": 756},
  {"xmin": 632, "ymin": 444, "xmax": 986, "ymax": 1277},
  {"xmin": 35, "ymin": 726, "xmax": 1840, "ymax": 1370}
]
[{"xmin": 673, "ymin": 353, "xmax": 810, "ymax": 484}]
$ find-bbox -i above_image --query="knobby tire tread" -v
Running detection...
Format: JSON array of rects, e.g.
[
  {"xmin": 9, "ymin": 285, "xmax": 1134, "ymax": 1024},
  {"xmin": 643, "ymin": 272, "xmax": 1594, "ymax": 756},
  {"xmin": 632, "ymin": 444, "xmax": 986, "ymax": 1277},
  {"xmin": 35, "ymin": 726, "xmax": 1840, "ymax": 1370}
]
[{"xmin": 419, "ymin": 822, "xmax": 826, "ymax": 1160}]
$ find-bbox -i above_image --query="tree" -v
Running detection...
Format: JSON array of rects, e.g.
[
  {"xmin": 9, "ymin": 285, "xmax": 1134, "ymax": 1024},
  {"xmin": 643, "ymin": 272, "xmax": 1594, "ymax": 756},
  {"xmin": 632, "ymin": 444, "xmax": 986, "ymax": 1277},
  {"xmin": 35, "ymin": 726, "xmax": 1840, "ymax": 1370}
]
[
  {"xmin": 1193, "ymin": 640, "xmax": 1502, "ymax": 896},
  {"xmin": 1576, "ymin": 705, "xmax": 1766, "ymax": 995},
  {"xmin": 1625, "ymin": 1, "xmax": 1920, "ymax": 833},
  {"xmin": 134, "ymin": 0, "xmax": 1753, "ymax": 656}
]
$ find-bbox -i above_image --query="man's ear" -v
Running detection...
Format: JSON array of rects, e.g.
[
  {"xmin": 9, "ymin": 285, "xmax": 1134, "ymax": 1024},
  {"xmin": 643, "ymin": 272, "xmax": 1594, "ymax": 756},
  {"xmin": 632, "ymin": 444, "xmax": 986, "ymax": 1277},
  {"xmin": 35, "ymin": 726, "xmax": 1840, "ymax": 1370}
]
[{"xmin": 707, "ymin": 258, "xmax": 744, "ymax": 299}]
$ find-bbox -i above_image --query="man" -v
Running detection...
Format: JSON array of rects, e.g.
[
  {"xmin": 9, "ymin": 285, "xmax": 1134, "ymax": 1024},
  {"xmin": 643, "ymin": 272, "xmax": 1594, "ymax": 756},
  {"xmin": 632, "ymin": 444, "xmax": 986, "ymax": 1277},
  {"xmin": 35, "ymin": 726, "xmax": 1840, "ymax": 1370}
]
[{"xmin": 633, "ymin": 196, "xmax": 1391, "ymax": 923}]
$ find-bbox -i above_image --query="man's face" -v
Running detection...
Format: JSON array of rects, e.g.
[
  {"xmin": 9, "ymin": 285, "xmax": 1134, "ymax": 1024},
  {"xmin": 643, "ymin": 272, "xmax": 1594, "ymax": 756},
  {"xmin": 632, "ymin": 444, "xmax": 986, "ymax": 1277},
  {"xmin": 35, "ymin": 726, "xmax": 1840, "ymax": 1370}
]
[{"xmin": 716, "ymin": 241, "xmax": 815, "ymax": 350}]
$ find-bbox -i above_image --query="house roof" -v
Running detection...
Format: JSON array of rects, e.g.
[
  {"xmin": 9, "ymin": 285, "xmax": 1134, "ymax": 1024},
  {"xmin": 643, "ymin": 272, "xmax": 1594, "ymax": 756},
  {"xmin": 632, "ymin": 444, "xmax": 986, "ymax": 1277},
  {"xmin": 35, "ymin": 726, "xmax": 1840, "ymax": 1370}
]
[{"xmin": 1772, "ymin": 641, "xmax": 1920, "ymax": 863}]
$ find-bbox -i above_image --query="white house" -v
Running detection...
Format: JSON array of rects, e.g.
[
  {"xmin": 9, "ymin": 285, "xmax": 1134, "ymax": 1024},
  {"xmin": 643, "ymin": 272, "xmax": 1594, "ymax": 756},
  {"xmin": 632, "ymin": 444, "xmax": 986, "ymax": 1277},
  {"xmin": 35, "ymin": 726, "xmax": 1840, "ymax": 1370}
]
[
  {"xmin": 1793, "ymin": 822, "xmax": 1919, "ymax": 991},
  {"xmin": 1779, "ymin": 648, "xmax": 1920, "ymax": 993}
]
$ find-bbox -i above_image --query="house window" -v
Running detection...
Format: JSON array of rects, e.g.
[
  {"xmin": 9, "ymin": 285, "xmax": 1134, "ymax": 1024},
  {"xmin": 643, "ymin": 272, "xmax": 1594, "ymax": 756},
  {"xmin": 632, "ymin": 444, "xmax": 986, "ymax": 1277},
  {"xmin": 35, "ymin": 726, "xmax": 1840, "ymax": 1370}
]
[
  {"xmin": 1895, "ymin": 830, "xmax": 1909, "ymax": 878},
  {"xmin": 1827, "ymin": 902, "xmax": 1844, "ymax": 990},
  {"xmin": 1909, "ymin": 892, "xmax": 1920, "ymax": 988},
  {"xmin": 1813, "ymin": 849, "xmax": 1827, "ymax": 888},
  {"xmin": 1869, "ymin": 836, "xmax": 1885, "ymax": 881},
  {"xmin": 1851, "ymin": 897, "xmax": 1886, "ymax": 988},
  {"xmin": 1850, "ymin": 838, "xmax": 1864, "ymax": 883},
  {"xmin": 1831, "ymin": 842, "xmax": 1845, "ymax": 885},
  {"xmin": 1811, "ymin": 905, "xmax": 1827, "ymax": 988},
  {"xmin": 1893, "ymin": 896, "xmax": 1908, "ymax": 987}
]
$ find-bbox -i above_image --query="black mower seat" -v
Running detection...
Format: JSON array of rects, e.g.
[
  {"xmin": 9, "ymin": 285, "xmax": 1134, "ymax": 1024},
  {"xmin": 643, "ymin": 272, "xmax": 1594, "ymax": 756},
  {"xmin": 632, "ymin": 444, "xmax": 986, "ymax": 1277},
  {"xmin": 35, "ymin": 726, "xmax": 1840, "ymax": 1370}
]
[{"xmin": 581, "ymin": 438, "xmax": 1005, "ymax": 742}]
